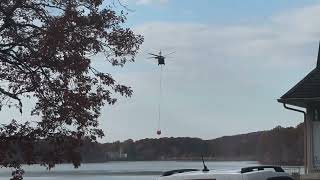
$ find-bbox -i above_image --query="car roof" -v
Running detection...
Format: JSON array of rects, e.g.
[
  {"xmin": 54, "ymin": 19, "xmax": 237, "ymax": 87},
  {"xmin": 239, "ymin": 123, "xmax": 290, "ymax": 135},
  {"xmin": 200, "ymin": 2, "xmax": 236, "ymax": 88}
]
[
  {"xmin": 167, "ymin": 169, "xmax": 286, "ymax": 176},
  {"xmin": 160, "ymin": 166, "xmax": 290, "ymax": 179}
]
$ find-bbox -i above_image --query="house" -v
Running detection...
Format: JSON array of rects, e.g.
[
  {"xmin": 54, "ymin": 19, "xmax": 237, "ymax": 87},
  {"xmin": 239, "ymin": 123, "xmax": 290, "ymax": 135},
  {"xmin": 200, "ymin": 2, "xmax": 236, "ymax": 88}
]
[{"xmin": 278, "ymin": 43, "xmax": 320, "ymax": 177}]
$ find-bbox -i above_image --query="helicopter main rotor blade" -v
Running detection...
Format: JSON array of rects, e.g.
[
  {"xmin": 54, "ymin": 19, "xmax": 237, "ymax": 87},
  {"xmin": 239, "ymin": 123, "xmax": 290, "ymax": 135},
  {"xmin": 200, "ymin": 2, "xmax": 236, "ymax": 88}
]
[
  {"xmin": 147, "ymin": 57, "xmax": 156, "ymax": 59},
  {"xmin": 148, "ymin": 53, "xmax": 158, "ymax": 56},
  {"xmin": 163, "ymin": 51, "xmax": 175, "ymax": 57}
]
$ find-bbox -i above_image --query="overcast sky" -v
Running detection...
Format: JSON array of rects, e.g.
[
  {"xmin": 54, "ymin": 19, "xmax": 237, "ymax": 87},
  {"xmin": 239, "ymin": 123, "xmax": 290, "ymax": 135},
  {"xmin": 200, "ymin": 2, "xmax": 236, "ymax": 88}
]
[
  {"xmin": 3, "ymin": 0, "xmax": 320, "ymax": 142},
  {"xmin": 93, "ymin": 0, "xmax": 320, "ymax": 142}
]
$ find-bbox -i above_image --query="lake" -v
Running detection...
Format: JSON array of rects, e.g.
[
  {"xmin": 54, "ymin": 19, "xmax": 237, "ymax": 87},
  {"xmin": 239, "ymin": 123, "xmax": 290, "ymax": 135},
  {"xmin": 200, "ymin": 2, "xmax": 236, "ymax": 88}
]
[{"xmin": 0, "ymin": 161, "xmax": 300, "ymax": 180}]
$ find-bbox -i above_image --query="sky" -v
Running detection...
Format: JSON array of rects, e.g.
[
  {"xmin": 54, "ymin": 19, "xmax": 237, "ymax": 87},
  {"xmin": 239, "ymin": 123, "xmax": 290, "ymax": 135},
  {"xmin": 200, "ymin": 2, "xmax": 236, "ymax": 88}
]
[
  {"xmin": 93, "ymin": 0, "xmax": 320, "ymax": 142},
  {"xmin": 3, "ymin": 0, "xmax": 320, "ymax": 142}
]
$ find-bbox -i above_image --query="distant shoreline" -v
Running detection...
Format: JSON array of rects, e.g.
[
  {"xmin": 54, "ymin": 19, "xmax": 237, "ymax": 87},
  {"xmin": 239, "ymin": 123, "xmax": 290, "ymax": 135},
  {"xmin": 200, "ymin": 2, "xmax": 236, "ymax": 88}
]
[{"xmin": 82, "ymin": 159, "xmax": 302, "ymax": 166}]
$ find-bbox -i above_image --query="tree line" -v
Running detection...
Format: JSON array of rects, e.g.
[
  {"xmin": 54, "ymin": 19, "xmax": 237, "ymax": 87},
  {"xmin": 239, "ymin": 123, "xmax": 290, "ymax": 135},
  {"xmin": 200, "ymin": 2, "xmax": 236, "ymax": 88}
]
[{"xmin": 81, "ymin": 123, "xmax": 304, "ymax": 165}]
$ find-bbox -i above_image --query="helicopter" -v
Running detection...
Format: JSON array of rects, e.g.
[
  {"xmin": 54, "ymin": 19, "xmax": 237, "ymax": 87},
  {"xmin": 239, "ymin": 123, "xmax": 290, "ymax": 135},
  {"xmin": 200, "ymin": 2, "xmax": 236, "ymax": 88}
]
[
  {"xmin": 147, "ymin": 50, "xmax": 175, "ymax": 136},
  {"xmin": 148, "ymin": 51, "xmax": 175, "ymax": 66}
]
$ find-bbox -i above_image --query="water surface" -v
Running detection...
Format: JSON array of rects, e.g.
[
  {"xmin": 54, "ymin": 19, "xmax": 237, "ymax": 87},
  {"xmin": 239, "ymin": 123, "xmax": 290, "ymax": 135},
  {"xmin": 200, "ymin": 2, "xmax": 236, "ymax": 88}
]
[{"xmin": 0, "ymin": 161, "xmax": 268, "ymax": 180}]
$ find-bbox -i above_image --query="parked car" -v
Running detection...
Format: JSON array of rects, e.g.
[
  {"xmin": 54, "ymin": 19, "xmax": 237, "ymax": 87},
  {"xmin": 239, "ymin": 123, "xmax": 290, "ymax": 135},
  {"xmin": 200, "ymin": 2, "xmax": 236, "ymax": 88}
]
[{"xmin": 158, "ymin": 166, "xmax": 294, "ymax": 180}]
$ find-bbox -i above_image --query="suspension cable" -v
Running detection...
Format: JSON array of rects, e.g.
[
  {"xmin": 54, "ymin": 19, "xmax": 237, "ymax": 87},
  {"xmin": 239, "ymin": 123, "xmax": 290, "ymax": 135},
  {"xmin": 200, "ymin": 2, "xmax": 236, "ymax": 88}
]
[{"xmin": 158, "ymin": 65, "xmax": 163, "ymax": 131}]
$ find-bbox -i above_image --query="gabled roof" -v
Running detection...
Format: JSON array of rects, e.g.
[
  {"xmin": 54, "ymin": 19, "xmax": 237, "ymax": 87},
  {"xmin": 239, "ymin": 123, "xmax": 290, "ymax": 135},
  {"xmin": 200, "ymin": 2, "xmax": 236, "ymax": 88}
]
[{"xmin": 278, "ymin": 43, "xmax": 320, "ymax": 108}]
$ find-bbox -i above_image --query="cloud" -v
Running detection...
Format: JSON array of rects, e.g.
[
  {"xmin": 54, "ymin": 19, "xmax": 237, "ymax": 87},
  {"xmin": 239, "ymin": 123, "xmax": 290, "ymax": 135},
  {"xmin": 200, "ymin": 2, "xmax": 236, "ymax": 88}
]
[
  {"xmin": 100, "ymin": 3, "xmax": 320, "ymax": 142},
  {"xmin": 2, "ymin": 2, "xmax": 319, "ymax": 142}
]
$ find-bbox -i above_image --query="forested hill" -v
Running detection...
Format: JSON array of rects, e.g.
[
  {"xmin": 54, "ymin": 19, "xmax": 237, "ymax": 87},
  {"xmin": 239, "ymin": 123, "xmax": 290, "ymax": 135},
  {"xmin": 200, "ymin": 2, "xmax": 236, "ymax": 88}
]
[{"xmin": 81, "ymin": 123, "xmax": 304, "ymax": 165}]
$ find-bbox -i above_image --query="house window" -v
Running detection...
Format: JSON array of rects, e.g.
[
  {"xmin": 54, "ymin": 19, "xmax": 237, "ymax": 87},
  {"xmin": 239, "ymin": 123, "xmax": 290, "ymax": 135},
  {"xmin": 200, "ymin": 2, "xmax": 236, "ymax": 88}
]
[{"xmin": 314, "ymin": 109, "xmax": 320, "ymax": 121}]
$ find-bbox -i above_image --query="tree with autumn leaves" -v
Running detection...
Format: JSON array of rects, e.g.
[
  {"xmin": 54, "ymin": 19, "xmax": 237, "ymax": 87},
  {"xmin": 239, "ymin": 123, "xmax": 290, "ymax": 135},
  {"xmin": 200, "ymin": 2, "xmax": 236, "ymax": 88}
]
[{"xmin": 0, "ymin": 0, "xmax": 143, "ymax": 178}]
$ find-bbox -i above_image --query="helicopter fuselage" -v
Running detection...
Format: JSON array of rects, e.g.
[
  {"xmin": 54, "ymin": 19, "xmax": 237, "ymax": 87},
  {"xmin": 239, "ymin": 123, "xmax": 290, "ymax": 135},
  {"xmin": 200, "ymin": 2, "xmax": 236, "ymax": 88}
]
[{"xmin": 157, "ymin": 56, "xmax": 165, "ymax": 65}]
